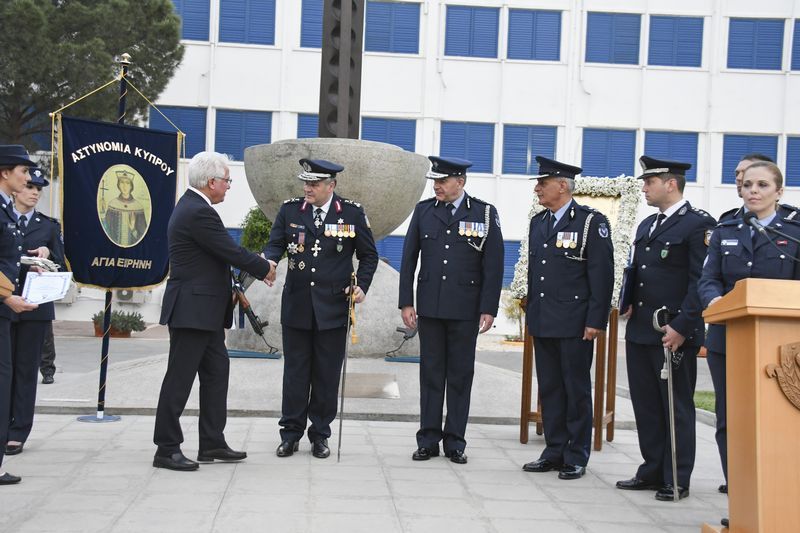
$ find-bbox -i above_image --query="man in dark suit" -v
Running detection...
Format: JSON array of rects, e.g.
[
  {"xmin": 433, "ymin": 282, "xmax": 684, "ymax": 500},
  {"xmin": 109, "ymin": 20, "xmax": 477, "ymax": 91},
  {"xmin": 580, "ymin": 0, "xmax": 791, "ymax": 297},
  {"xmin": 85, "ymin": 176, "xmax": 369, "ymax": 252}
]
[
  {"xmin": 153, "ymin": 151, "xmax": 274, "ymax": 471},
  {"xmin": 5, "ymin": 167, "xmax": 64, "ymax": 456},
  {"xmin": 522, "ymin": 156, "xmax": 613, "ymax": 480},
  {"xmin": 264, "ymin": 159, "xmax": 378, "ymax": 459},
  {"xmin": 719, "ymin": 153, "xmax": 797, "ymax": 223},
  {"xmin": 616, "ymin": 156, "xmax": 716, "ymax": 501},
  {"xmin": 399, "ymin": 156, "xmax": 504, "ymax": 465}
]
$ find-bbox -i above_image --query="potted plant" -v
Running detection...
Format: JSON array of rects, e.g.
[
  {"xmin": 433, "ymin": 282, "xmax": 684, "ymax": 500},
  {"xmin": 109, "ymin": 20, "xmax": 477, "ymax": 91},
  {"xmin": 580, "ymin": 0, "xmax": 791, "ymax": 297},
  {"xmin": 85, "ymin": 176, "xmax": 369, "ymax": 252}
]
[
  {"xmin": 91, "ymin": 310, "xmax": 147, "ymax": 338},
  {"xmin": 501, "ymin": 292, "xmax": 526, "ymax": 344}
]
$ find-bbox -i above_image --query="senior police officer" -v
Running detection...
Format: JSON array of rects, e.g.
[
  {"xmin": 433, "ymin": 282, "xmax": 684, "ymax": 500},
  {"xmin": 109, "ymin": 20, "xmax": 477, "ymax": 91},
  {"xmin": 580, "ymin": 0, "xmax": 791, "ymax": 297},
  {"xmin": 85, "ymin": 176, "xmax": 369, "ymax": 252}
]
[
  {"xmin": 719, "ymin": 153, "xmax": 798, "ymax": 223},
  {"xmin": 5, "ymin": 167, "xmax": 64, "ymax": 456},
  {"xmin": 521, "ymin": 156, "xmax": 613, "ymax": 479},
  {"xmin": 399, "ymin": 156, "xmax": 504, "ymax": 464},
  {"xmin": 264, "ymin": 159, "xmax": 378, "ymax": 459},
  {"xmin": 616, "ymin": 156, "xmax": 716, "ymax": 501}
]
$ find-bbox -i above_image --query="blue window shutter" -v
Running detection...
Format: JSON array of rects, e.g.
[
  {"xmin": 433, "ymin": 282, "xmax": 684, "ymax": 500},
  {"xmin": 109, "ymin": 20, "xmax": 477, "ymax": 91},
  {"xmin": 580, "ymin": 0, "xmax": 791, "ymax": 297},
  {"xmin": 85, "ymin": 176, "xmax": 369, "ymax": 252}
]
[
  {"xmin": 582, "ymin": 128, "xmax": 635, "ymax": 177},
  {"xmin": 508, "ymin": 9, "xmax": 560, "ymax": 61},
  {"xmin": 721, "ymin": 134, "xmax": 779, "ymax": 184},
  {"xmin": 390, "ymin": 2, "xmax": 420, "ymax": 54},
  {"xmin": 728, "ymin": 18, "xmax": 784, "ymax": 70},
  {"xmin": 375, "ymin": 235, "xmax": 405, "ymax": 271},
  {"xmin": 586, "ymin": 12, "xmax": 614, "ymax": 63},
  {"xmin": 301, "ymin": 0, "xmax": 323, "ymax": 48},
  {"xmin": 503, "ymin": 241, "xmax": 521, "ymax": 287},
  {"xmin": 502, "ymin": 125, "xmax": 556, "ymax": 175},
  {"xmin": 366, "ymin": 2, "xmax": 420, "ymax": 54},
  {"xmin": 362, "ymin": 117, "xmax": 416, "ymax": 152},
  {"xmin": 586, "ymin": 12, "xmax": 640, "ymax": 64},
  {"xmin": 786, "ymin": 137, "xmax": 800, "ymax": 187},
  {"xmin": 298, "ymin": 114, "xmax": 319, "ymax": 138},
  {"xmin": 471, "ymin": 7, "xmax": 499, "ymax": 58},
  {"xmin": 365, "ymin": 1, "xmax": 392, "ymax": 52},
  {"xmin": 173, "ymin": 0, "xmax": 210, "ymax": 41},
  {"xmin": 215, "ymin": 110, "xmax": 271, "ymax": 161},
  {"xmin": 793, "ymin": 20, "xmax": 800, "ymax": 70},
  {"xmin": 644, "ymin": 131, "xmax": 699, "ymax": 182},
  {"xmin": 441, "ymin": 122, "xmax": 494, "ymax": 173},
  {"xmin": 507, "ymin": 10, "xmax": 534, "ymax": 60},
  {"xmin": 242, "ymin": 111, "xmax": 271, "ymax": 157},
  {"xmin": 150, "ymin": 106, "xmax": 207, "ymax": 158},
  {"xmin": 445, "ymin": 6, "xmax": 498, "ymax": 58},
  {"xmin": 445, "ymin": 6, "xmax": 471, "ymax": 57},
  {"xmin": 220, "ymin": 0, "xmax": 275, "ymax": 45},
  {"xmin": 612, "ymin": 13, "xmax": 641, "ymax": 64},
  {"xmin": 219, "ymin": 0, "xmax": 246, "ymax": 43},
  {"xmin": 648, "ymin": 16, "xmax": 703, "ymax": 67}
]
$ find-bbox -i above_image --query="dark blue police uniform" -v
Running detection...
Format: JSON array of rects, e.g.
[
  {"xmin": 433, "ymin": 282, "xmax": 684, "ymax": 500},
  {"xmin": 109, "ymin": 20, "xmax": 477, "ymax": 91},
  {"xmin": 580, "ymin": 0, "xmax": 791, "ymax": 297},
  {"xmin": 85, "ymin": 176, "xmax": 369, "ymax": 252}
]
[
  {"xmin": 698, "ymin": 213, "xmax": 800, "ymax": 483},
  {"xmin": 524, "ymin": 157, "xmax": 613, "ymax": 474},
  {"xmin": 263, "ymin": 159, "xmax": 378, "ymax": 456},
  {"xmin": 399, "ymin": 156, "xmax": 504, "ymax": 462},
  {"xmin": 718, "ymin": 203, "xmax": 798, "ymax": 223},
  {"xmin": 620, "ymin": 156, "xmax": 716, "ymax": 495},
  {"xmin": 7, "ymin": 168, "xmax": 65, "ymax": 447}
]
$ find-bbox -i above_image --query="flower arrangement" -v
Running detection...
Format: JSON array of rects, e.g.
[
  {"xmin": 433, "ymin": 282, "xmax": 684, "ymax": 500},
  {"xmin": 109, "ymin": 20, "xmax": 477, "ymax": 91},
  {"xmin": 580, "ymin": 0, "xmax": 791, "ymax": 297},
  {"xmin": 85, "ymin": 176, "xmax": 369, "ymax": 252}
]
[{"xmin": 91, "ymin": 310, "xmax": 147, "ymax": 336}]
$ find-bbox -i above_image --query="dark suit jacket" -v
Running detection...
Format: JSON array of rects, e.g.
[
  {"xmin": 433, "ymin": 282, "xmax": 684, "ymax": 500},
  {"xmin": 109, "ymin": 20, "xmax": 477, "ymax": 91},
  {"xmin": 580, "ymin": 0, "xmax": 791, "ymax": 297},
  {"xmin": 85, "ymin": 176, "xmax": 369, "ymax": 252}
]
[
  {"xmin": 159, "ymin": 189, "xmax": 270, "ymax": 331},
  {"xmin": 16, "ymin": 211, "xmax": 65, "ymax": 322},
  {"xmin": 0, "ymin": 196, "xmax": 24, "ymax": 321},
  {"xmin": 624, "ymin": 202, "xmax": 716, "ymax": 346},
  {"xmin": 398, "ymin": 194, "xmax": 504, "ymax": 320}
]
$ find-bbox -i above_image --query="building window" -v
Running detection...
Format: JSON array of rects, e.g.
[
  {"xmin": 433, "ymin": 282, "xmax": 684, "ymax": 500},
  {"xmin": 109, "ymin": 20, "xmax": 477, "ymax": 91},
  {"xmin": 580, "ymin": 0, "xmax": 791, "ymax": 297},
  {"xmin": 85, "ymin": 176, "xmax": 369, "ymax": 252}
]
[
  {"xmin": 586, "ymin": 12, "xmax": 641, "ymax": 65},
  {"xmin": 440, "ymin": 121, "xmax": 494, "ymax": 174},
  {"xmin": 444, "ymin": 5, "xmax": 499, "ymax": 59},
  {"xmin": 297, "ymin": 114, "xmax": 319, "ymax": 138},
  {"xmin": 507, "ymin": 9, "xmax": 561, "ymax": 61},
  {"xmin": 172, "ymin": 0, "xmax": 210, "ymax": 41},
  {"xmin": 648, "ymin": 15, "xmax": 703, "ymax": 67},
  {"xmin": 219, "ymin": 0, "xmax": 276, "ymax": 45},
  {"xmin": 581, "ymin": 128, "xmax": 636, "ymax": 177},
  {"xmin": 787, "ymin": 137, "xmax": 800, "ymax": 187},
  {"xmin": 721, "ymin": 134, "xmax": 778, "ymax": 184},
  {"xmin": 149, "ymin": 106, "xmax": 207, "ymax": 158},
  {"xmin": 365, "ymin": 1, "xmax": 420, "ymax": 54},
  {"xmin": 300, "ymin": 0, "xmax": 322, "ymax": 48},
  {"xmin": 502, "ymin": 125, "xmax": 557, "ymax": 175},
  {"xmin": 361, "ymin": 117, "xmax": 416, "ymax": 152},
  {"xmin": 214, "ymin": 110, "xmax": 272, "ymax": 161},
  {"xmin": 792, "ymin": 20, "xmax": 800, "ymax": 70},
  {"xmin": 727, "ymin": 18, "xmax": 784, "ymax": 70},
  {"xmin": 503, "ymin": 241, "xmax": 521, "ymax": 287},
  {"xmin": 644, "ymin": 131, "xmax": 699, "ymax": 182}
]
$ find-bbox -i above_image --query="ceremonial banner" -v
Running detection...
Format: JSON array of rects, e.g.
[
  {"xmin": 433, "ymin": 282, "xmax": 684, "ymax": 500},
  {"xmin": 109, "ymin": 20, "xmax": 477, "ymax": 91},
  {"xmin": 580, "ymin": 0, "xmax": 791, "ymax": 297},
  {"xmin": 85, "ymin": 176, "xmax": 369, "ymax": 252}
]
[{"xmin": 59, "ymin": 115, "xmax": 179, "ymax": 288}]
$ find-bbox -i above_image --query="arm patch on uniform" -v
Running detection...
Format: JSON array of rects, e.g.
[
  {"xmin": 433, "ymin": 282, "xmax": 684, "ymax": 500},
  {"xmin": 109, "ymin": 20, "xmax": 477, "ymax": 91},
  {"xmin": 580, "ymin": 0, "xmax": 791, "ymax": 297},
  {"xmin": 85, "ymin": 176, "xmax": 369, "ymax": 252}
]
[{"xmin": 598, "ymin": 222, "xmax": 609, "ymax": 238}]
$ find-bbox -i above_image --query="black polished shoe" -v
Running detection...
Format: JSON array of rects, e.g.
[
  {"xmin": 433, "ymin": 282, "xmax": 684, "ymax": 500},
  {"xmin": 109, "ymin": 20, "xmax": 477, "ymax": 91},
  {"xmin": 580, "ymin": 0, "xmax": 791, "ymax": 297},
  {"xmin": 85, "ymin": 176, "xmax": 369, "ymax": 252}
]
[
  {"xmin": 312, "ymin": 439, "xmax": 330, "ymax": 459},
  {"xmin": 522, "ymin": 458, "xmax": 562, "ymax": 473},
  {"xmin": 616, "ymin": 477, "xmax": 662, "ymax": 491},
  {"xmin": 0, "ymin": 472, "xmax": 22, "ymax": 485},
  {"xmin": 41, "ymin": 375, "xmax": 54, "ymax": 384},
  {"xmin": 718, "ymin": 484, "xmax": 728, "ymax": 494},
  {"xmin": 276, "ymin": 440, "xmax": 299, "ymax": 457},
  {"xmin": 411, "ymin": 447, "xmax": 440, "ymax": 461},
  {"xmin": 445, "ymin": 450, "xmax": 467, "ymax": 464},
  {"xmin": 197, "ymin": 447, "xmax": 247, "ymax": 462},
  {"xmin": 558, "ymin": 464, "xmax": 586, "ymax": 480},
  {"xmin": 721, "ymin": 518, "xmax": 729, "ymax": 528},
  {"xmin": 152, "ymin": 451, "xmax": 199, "ymax": 471},
  {"xmin": 655, "ymin": 484, "xmax": 689, "ymax": 501},
  {"xmin": 4, "ymin": 443, "xmax": 23, "ymax": 455}
]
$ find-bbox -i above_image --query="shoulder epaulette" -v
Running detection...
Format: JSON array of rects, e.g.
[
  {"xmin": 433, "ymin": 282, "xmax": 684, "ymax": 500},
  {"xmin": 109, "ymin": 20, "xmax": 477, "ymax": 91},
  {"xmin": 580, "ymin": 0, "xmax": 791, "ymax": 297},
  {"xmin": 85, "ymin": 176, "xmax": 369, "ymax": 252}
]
[
  {"xmin": 419, "ymin": 197, "xmax": 437, "ymax": 205},
  {"xmin": 38, "ymin": 213, "xmax": 60, "ymax": 224},
  {"xmin": 283, "ymin": 197, "xmax": 303, "ymax": 204},
  {"xmin": 468, "ymin": 195, "xmax": 488, "ymax": 205},
  {"xmin": 342, "ymin": 198, "xmax": 363, "ymax": 208},
  {"xmin": 577, "ymin": 203, "xmax": 597, "ymax": 212},
  {"xmin": 718, "ymin": 207, "xmax": 741, "ymax": 221},
  {"xmin": 533, "ymin": 209, "xmax": 548, "ymax": 219},
  {"xmin": 690, "ymin": 207, "xmax": 711, "ymax": 217},
  {"xmin": 717, "ymin": 219, "xmax": 740, "ymax": 227},
  {"xmin": 780, "ymin": 217, "xmax": 800, "ymax": 226}
]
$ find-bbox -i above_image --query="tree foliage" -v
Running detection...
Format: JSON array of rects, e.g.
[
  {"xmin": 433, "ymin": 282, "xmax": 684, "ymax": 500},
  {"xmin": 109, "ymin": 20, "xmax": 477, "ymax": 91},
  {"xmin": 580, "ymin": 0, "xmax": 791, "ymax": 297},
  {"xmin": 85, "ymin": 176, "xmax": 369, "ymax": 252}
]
[
  {"xmin": 240, "ymin": 206, "xmax": 273, "ymax": 253},
  {"xmin": 0, "ymin": 0, "xmax": 184, "ymax": 149}
]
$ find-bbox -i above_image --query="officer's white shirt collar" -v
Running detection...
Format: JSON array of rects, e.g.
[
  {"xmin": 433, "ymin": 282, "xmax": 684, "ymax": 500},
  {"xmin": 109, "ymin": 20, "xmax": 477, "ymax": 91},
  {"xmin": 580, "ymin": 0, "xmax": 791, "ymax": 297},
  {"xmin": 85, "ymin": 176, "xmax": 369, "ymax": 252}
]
[
  {"xmin": 550, "ymin": 199, "xmax": 572, "ymax": 225},
  {"xmin": 659, "ymin": 198, "xmax": 687, "ymax": 220},
  {"xmin": 188, "ymin": 186, "xmax": 212, "ymax": 206},
  {"xmin": 13, "ymin": 207, "xmax": 34, "ymax": 220},
  {"xmin": 312, "ymin": 195, "xmax": 334, "ymax": 218}
]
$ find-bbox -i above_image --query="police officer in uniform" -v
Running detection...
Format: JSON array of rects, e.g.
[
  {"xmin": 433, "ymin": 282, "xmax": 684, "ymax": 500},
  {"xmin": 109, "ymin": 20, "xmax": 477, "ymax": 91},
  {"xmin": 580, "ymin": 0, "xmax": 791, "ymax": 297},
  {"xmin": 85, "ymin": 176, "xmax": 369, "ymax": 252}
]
[
  {"xmin": 5, "ymin": 167, "xmax": 64, "ymax": 456},
  {"xmin": 522, "ymin": 156, "xmax": 613, "ymax": 479},
  {"xmin": 399, "ymin": 156, "xmax": 504, "ymax": 464},
  {"xmin": 699, "ymin": 161, "xmax": 800, "ymax": 508},
  {"xmin": 616, "ymin": 156, "xmax": 716, "ymax": 501},
  {"xmin": 264, "ymin": 159, "xmax": 378, "ymax": 459},
  {"xmin": 0, "ymin": 145, "xmax": 39, "ymax": 485},
  {"xmin": 719, "ymin": 153, "xmax": 798, "ymax": 224}
]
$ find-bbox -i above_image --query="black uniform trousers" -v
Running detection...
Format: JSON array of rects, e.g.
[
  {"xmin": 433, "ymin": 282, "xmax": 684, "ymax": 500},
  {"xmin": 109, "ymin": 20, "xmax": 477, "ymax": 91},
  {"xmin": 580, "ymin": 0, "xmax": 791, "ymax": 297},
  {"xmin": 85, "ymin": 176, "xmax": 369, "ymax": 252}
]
[
  {"xmin": 706, "ymin": 349, "xmax": 727, "ymax": 481},
  {"xmin": 0, "ymin": 317, "xmax": 11, "ymax": 469},
  {"xmin": 280, "ymin": 323, "xmax": 347, "ymax": 443},
  {"xmin": 8, "ymin": 321, "xmax": 47, "ymax": 443},
  {"xmin": 534, "ymin": 336, "xmax": 594, "ymax": 466},
  {"xmin": 626, "ymin": 341, "xmax": 697, "ymax": 487},
  {"xmin": 153, "ymin": 327, "xmax": 229, "ymax": 455},
  {"xmin": 39, "ymin": 322, "xmax": 56, "ymax": 377},
  {"xmin": 416, "ymin": 317, "xmax": 479, "ymax": 453}
]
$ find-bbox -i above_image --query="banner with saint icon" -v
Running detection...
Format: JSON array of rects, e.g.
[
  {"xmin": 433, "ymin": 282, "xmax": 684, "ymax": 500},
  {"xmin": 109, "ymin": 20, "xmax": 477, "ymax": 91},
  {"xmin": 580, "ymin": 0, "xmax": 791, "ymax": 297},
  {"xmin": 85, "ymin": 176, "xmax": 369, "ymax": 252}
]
[{"xmin": 58, "ymin": 115, "xmax": 180, "ymax": 288}]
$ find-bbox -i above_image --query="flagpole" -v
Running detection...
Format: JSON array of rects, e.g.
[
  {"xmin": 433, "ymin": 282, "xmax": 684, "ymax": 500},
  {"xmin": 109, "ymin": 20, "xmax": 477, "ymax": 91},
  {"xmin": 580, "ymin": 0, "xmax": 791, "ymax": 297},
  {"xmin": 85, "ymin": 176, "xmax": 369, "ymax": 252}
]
[{"xmin": 78, "ymin": 53, "xmax": 131, "ymax": 424}]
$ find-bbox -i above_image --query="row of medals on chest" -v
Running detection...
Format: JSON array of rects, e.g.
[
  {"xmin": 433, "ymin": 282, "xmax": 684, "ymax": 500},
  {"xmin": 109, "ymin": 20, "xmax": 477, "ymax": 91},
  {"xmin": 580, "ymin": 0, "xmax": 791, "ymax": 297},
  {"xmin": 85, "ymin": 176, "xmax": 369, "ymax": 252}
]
[
  {"xmin": 459, "ymin": 221, "xmax": 485, "ymax": 238},
  {"xmin": 556, "ymin": 231, "xmax": 579, "ymax": 249}
]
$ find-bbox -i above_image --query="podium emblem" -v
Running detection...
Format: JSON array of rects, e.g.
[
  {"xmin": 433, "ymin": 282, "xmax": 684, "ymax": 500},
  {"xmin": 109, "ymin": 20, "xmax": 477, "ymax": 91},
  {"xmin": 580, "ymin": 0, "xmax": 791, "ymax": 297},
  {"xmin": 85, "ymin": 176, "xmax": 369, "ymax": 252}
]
[{"xmin": 766, "ymin": 342, "xmax": 800, "ymax": 411}]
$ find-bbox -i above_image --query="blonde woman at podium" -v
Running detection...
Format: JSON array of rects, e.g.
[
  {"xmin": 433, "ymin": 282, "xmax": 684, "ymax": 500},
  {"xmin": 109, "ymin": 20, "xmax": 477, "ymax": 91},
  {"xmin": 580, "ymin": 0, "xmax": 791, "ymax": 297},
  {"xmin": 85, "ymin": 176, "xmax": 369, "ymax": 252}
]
[{"xmin": 698, "ymin": 161, "xmax": 800, "ymax": 507}]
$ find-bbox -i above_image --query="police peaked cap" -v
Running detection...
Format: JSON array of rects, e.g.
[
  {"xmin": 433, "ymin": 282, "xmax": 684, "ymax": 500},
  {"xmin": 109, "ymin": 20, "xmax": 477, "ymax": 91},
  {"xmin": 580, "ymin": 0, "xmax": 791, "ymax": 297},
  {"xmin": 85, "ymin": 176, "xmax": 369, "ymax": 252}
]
[
  {"xmin": 0, "ymin": 145, "xmax": 37, "ymax": 168},
  {"xmin": 426, "ymin": 156, "xmax": 472, "ymax": 179},
  {"xmin": 28, "ymin": 166, "xmax": 49, "ymax": 187},
  {"xmin": 298, "ymin": 158, "xmax": 344, "ymax": 181},
  {"xmin": 638, "ymin": 155, "xmax": 691, "ymax": 179},
  {"xmin": 531, "ymin": 156, "xmax": 582, "ymax": 180}
]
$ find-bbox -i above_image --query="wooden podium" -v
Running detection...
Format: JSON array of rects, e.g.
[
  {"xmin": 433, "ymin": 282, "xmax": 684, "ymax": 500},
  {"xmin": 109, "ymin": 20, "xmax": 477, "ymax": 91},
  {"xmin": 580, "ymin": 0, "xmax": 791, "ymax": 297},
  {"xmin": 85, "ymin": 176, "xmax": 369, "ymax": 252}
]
[{"xmin": 701, "ymin": 279, "xmax": 800, "ymax": 533}]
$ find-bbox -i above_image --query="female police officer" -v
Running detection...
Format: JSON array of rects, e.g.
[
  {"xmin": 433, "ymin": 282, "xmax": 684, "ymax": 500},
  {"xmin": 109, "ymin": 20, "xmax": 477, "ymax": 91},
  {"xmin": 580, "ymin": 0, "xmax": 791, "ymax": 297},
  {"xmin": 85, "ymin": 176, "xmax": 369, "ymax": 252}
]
[{"xmin": 699, "ymin": 161, "xmax": 800, "ymax": 495}]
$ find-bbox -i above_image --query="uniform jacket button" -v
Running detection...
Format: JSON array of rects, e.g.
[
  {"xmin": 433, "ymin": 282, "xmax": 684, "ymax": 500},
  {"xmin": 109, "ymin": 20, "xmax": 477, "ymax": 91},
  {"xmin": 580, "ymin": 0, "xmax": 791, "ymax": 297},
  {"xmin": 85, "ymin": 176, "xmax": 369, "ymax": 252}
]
[
  {"xmin": 540, "ymin": 293, "xmax": 544, "ymax": 297},
  {"xmin": 446, "ymin": 230, "xmax": 451, "ymax": 234},
  {"xmin": 747, "ymin": 261, "xmax": 752, "ymax": 267},
  {"xmin": 445, "ymin": 244, "xmax": 450, "ymax": 249},
  {"xmin": 311, "ymin": 268, "xmax": 316, "ymax": 273},
  {"xmin": 310, "ymin": 281, "xmax": 315, "ymax": 286},
  {"xmin": 442, "ymin": 275, "xmax": 447, "ymax": 280},
  {"xmin": 443, "ymin": 259, "xmax": 448, "ymax": 264},
  {"xmin": 541, "ymin": 260, "xmax": 546, "ymax": 264}
]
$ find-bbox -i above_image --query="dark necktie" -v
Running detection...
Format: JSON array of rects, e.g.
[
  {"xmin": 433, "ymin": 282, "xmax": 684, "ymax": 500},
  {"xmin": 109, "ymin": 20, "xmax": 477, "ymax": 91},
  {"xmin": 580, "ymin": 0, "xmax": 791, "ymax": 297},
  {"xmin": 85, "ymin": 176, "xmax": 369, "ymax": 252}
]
[
  {"xmin": 445, "ymin": 202, "xmax": 454, "ymax": 219},
  {"xmin": 656, "ymin": 213, "xmax": 666, "ymax": 227},
  {"xmin": 314, "ymin": 207, "xmax": 323, "ymax": 228},
  {"xmin": 550, "ymin": 211, "xmax": 557, "ymax": 229},
  {"xmin": 18, "ymin": 214, "xmax": 27, "ymax": 228}
]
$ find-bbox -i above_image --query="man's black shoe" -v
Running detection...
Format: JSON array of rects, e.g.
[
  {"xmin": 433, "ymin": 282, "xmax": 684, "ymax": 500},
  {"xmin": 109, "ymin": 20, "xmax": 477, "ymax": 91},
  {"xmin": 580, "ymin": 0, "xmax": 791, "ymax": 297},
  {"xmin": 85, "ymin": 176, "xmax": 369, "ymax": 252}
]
[
  {"xmin": 411, "ymin": 447, "xmax": 440, "ymax": 461},
  {"xmin": 197, "ymin": 447, "xmax": 247, "ymax": 462},
  {"xmin": 616, "ymin": 477, "xmax": 661, "ymax": 491},
  {"xmin": 718, "ymin": 484, "xmax": 728, "ymax": 494},
  {"xmin": 41, "ymin": 375, "xmax": 54, "ymax": 385},
  {"xmin": 445, "ymin": 450, "xmax": 467, "ymax": 464},
  {"xmin": 522, "ymin": 458, "xmax": 562, "ymax": 473},
  {"xmin": 152, "ymin": 452, "xmax": 199, "ymax": 471},
  {"xmin": 276, "ymin": 440, "xmax": 299, "ymax": 457},
  {"xmin": 655, "ymin": 484, "xmax": 689, "ymax": 501},
  {"xmin": 0, "ymin": 473, "xmax": 22, "ymax": 485},
  {"xmin": 4, "ymin": 443, "xmax": 23, "ymax": 455},
  {"xmin": 558, "ymin": 464, "xmax": 586, "ymax": 480},
  {"xmin": 312, "ymin": 439, "xmax": 330, "ymax": 459},
  {"xmin": 721, "ymin": 518, "xmax": 729, "ymax": 528}
]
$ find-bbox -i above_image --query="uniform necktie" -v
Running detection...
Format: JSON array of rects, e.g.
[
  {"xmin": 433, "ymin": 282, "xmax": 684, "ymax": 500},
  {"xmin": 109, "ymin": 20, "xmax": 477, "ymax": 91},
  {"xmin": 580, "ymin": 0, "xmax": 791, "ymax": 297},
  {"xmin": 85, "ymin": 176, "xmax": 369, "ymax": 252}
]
[
  {"xmin": 650, "ymin": 213, "xmax": 666, "ymax": 236},
  {"xmin": 18, "ymin": 214, "xmax": 26, "ymax": 228},
  {"xmin": 550, "ymin": 211, "xmax": 557, "ymax": 229},
  {"xmin": 314, "ymin": 207, "xmax": 323, "ymax": 228},
  {"xmin": 445, "ymin": 202, "xmax": 454, "ymax": 219}
]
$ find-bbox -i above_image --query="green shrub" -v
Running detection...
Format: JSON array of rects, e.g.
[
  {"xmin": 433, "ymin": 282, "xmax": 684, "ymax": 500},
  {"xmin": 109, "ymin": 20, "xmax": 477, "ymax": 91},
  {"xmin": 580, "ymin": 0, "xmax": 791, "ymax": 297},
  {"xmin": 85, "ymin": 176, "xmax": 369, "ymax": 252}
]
[
  {"xmin": 240, "ymin": 206, "xmax": 272, "ymax": 252},
  {"xmin": 91, "ymin": 310, "xmax": 146, "ymax": 333}
]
